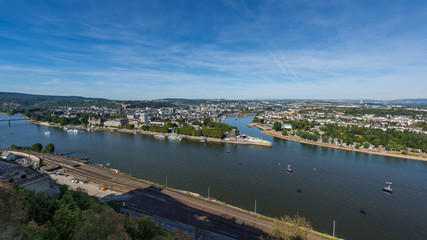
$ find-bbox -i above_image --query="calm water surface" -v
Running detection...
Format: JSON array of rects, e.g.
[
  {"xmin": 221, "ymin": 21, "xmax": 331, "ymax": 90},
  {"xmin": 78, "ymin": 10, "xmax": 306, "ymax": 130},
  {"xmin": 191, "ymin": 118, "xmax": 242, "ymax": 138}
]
[{"xmin": 1, "ymin": 114, "xmax": 426, "ymax": 240}]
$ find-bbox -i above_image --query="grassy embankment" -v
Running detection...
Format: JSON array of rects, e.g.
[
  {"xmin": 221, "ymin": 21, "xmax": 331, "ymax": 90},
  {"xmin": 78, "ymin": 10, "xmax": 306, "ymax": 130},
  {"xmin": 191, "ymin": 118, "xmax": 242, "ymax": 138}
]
[{"xmin": 249, "ymin": 123, "xmax": 427, "ymax": 161}]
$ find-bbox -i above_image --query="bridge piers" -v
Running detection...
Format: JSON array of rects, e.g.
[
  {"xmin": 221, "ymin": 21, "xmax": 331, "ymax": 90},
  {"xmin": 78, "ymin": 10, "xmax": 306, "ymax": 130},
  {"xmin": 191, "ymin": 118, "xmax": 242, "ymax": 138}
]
[{"xmin": 0, "ymin": 118, "xmax": 26, "ymax": 126}]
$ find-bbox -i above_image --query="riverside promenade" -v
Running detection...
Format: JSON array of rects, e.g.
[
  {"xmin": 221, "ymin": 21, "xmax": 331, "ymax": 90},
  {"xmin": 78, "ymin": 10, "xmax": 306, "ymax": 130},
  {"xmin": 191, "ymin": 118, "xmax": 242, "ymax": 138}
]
[{"xmin": 28, "ymin": 119, "xmax": 272, "ymax": 147}]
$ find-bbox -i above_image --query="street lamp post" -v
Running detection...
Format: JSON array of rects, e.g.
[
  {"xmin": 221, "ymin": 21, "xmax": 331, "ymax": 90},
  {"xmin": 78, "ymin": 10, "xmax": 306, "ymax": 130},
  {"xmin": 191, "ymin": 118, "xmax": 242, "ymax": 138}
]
[{"xmin": 106, "ymin": 162, "xmax": 111, "ymax": 191}]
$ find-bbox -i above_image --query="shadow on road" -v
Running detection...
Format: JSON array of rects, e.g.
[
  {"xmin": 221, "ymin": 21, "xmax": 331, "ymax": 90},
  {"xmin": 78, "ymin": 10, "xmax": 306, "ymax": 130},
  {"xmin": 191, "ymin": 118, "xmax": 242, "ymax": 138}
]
[{"xmin": 126, "ymin": 186, "xmax": 266, "ymax": 240}]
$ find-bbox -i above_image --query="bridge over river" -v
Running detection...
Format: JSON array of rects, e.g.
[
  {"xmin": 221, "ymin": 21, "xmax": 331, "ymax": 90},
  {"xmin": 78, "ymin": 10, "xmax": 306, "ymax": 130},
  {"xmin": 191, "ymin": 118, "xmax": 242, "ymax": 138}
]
[{"xmin": 0, "ymin": 118, "xmax": 27, "ymax": 126}]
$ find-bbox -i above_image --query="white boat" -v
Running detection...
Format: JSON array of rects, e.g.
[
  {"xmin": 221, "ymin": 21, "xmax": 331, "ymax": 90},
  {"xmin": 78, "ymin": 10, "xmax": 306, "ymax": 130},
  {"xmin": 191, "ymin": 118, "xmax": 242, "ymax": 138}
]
[
  {"xmin": 168, "ymin": 136, "xmax": 182, "ymax": 141},
  {"xmin": 286, "ymin": 165, "xmax": 293, "ymax": 173},
  {"xmin": 44, "ymin": 131, "xmax": 52, "ymax": 136},
  {"xmin": 383, "ymin": 182, "xmax": 393, "ymax": 194},
  {"xmin": 154, "ymin": 135, "xmax": 165, "ymax": 140},
  {"xmin": 67, "ymin": 129, "xmax": 78, "ymax": 134}
]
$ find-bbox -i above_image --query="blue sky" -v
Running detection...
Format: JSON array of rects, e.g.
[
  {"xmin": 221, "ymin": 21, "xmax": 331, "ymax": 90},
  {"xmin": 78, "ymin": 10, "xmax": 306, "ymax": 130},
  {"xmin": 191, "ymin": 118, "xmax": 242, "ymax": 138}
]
[{"xmin": 1, "ymin": 0, "xmax": 426, "ymax": 100}]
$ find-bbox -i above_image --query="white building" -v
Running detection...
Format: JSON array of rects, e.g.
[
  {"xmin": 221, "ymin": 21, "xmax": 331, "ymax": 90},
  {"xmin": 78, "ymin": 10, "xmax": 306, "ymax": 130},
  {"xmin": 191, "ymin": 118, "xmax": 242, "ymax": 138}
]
[{"xmin": 140, "ymin": 113, "xmax": 149, "ymax": 124}]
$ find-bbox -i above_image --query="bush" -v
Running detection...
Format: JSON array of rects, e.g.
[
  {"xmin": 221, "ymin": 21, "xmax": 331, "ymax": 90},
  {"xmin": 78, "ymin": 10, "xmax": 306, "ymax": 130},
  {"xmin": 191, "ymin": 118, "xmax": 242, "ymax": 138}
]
[
  {"xmin": 107, "ymin": 200, "xmax": 123, "ymax": 213},
  {"xmin": 0, "ymin": 184, "xmax": 185, "ymax": 240},
  {"xmin": 263, "ymin": 214, "xmax": 312, "ymax": 240}
]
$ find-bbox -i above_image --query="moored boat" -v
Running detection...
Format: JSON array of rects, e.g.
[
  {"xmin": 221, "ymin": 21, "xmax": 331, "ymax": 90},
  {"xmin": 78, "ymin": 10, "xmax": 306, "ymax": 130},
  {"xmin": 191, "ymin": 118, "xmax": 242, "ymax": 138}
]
[
  {"xmin": 168, "ymin": 136, "xmax": 182, "ymax": 141},
  {"xmin": 154, "ymin": 135, "xmax": 165, "ymax": 140},
  {"xmin": 67, "ymin": 129, "xmax": 78, "ymax": 134}
]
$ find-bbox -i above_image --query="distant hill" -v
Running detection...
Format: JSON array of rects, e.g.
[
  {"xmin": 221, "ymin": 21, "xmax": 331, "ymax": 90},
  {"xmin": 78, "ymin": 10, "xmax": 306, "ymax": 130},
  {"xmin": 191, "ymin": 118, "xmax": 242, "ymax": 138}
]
[
  {"xmin": 160, "ymin": 98, "xmax": 427, "ymax": 105},
  {"xmin": 276, "ymin": 98, "xmax": 427, "ymax": 105},
  {"xmin": 386, "ymin": 99, "xmax": 427, "ymax": 104},
  {"xmin": 331, "ymin": 99, "xmax": 427, "ymax": 105},
  {"xmin": 1, "ymin": 92, "xmax": 426, "ymax": 107},
  {"xmin": 0, "ymin": 92, "xmax": 110, "ymax": 108}
]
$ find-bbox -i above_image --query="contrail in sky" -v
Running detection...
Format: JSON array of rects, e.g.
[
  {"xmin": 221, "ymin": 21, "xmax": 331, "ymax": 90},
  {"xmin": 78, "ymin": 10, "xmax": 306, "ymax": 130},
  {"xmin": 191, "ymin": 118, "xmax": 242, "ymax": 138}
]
[{"xmin": 237, "ymin": 0, "xmax": 301, "ymax": 82}]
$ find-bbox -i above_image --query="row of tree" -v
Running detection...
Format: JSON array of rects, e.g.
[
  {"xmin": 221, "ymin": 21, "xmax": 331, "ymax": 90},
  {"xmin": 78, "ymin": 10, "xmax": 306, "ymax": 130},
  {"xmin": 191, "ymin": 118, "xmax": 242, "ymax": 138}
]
[
  {"xmin": 175, "ymin": 126, "xmax": 225, "ymax": 138},
  {"xmin": 141, "ymin": 125, "xmax": 169, "ymax": 133},
  {"xmin": 252, "ymin": 116, "xmax": 266, "ymax": 124},
  {"xmin": 277, "ymin": 121, "xmax": 427, "ymax": 152},
  {"xmin": 23, "ymin": 111, "xmax": 90, "ymax": 126},
  {"xmin": 23, "ymin": 110, "xmax": 130, "ymax": 126},
  {"xmin": 10, "ymin": 143, "xmax": 55, "ymax": 153},
  {"xmin": 319, "ymin": 124, "xmax": 427, "ymax": 152},
  {"xmin": 0, "ymin": 184, "xmax": 190, "ymax": 240},
  {"xmin": 140, "ymin": 118, "xmax": 236, "ymax": 139},
  {"xmin": 175, "ymin": 121, "xmax": 236, "ymax": 139}
]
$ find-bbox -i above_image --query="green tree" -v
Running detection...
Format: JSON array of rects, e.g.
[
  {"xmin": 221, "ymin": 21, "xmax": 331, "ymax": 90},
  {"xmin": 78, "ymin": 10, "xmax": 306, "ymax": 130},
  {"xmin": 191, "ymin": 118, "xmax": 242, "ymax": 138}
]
[
  {"xmin": 203, "ymin": 118, "xmax": 211, "ymax": 125},
  {"xmin": 106, "ymin": 200, "xmax": 122, "ymax": 213},
  {"xmin": 322, "ymin": 135, "xmax": 329, "ymax": 143},
  {"xmin": 25, "ymin": 191, "xmax": 58, "ymax": 225},
  {"xmin": 282, "ymin": 129, "xmax": 288, "ymax": 136},
  {"xmin": 32, "ymin": 143, "xmax": 43, "ymax": 152},
  {"xmin": 123, "ymin": 124, "xmax": 134, "ymax": 129},
  {"xmin": 43, "ymin": 143, "xmax": 55, "ymax": 153},
  {"xmin": 0, "ymin": 184, "xmax": 28, "ymax": 239},
  {"xmin": 124, "ymin": 216, "xmax": 166, "ymax": 240},
  {"xmin": 73, "ymin": 205, "xmax": 129, "ymax": 240},
  {"xmin": 47, "ymin": 203, "xmax": 80, "ymax": 240},
  {"xmin": 273, "ymin": 122, "xmax": 282, "ymax": 131}
]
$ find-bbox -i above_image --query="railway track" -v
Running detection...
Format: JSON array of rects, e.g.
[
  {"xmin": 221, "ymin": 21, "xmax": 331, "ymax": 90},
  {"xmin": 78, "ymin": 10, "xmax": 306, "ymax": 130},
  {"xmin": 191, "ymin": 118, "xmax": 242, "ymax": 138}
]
[{"xmin": 35, "ymin": 153, "xmax": 333, "ymax": 240}]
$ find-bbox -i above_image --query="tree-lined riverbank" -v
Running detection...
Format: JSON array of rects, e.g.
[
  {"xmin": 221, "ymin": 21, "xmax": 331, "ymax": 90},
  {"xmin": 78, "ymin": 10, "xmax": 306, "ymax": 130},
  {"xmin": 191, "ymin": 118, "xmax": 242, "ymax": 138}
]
[
  {"xmin": 261, "ymin": 128, "xmax": 427, "ymax": 161},
  {"xmin": 27, "ymin": 119, "xmax": 272, "ymax": 147}
]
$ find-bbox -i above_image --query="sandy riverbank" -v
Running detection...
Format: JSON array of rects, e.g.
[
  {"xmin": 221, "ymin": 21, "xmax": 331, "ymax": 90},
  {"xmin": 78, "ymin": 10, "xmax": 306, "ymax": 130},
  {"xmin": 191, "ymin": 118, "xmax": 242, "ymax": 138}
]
[
  {"xmin": 262, "ymin": 129, "xmax": 427, "ymax": 162},
  {"xmin": 28, "ymin": 120, "xmax": 272, "ymax": 147},
  {"xmin": 247, "ymin": 122, "xmax": 272, "ymax": 130}
]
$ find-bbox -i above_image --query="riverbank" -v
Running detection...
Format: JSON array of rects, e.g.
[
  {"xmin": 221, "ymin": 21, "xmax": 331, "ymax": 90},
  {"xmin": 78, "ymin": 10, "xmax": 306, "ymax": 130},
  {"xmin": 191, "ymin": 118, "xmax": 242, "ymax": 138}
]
[
  {"xmin": 247, "ymin": 122, "xmax": 272, "ymax": 130},
  {"xmin": 27, "ymin": 119, "xmax": 272, "ymax": 147},
  {"xmin": 31, "ymin": 151, "xmax": 337, "ymax": 240},
  {"xmin": 261, "ymin": 128, "xmax": 427, "ymax": 161}
]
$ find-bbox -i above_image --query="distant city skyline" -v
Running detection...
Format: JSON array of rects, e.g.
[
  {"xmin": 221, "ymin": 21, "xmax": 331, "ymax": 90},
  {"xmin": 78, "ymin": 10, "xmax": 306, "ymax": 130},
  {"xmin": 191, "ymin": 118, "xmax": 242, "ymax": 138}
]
[{"xmin": 1, "ymin": 0, "xmax": 426, "ymax": 100}]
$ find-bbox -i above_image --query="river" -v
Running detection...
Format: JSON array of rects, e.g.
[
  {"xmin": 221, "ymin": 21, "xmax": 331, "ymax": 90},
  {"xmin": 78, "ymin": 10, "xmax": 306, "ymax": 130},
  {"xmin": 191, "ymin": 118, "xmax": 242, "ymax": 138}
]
[{"xmin": 1, "ymin": 113, "xmax": 426, "ymax": 240}]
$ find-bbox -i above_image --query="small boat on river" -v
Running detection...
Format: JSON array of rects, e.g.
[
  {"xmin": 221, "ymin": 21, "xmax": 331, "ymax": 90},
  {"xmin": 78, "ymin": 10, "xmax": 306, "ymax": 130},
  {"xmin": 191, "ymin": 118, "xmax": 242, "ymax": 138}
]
[
  {"xmin": 67, "ymin": 129, "xmax": 78, "ymax": 134},
  {"xmin": 286, "ymin": 165, "xmax": 293, "ymax": 173},
  {"xmin": 168, "ymin": 136, "xmax": 182, "ymax": 141},
  {"xmin": 154, "ymin": 135, "xmax": 165, "ymax": 140},
  {"xmin": 383, "ymin": 182, "xmax": 393, "ymax": 194}
]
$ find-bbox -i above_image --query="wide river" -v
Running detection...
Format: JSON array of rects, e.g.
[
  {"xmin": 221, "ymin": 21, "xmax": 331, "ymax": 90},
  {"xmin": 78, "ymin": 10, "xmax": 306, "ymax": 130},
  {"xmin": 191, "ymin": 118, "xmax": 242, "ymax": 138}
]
[{"xmin": 1, "ymin": 113, "xmax": 426, "ymax": 240}]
